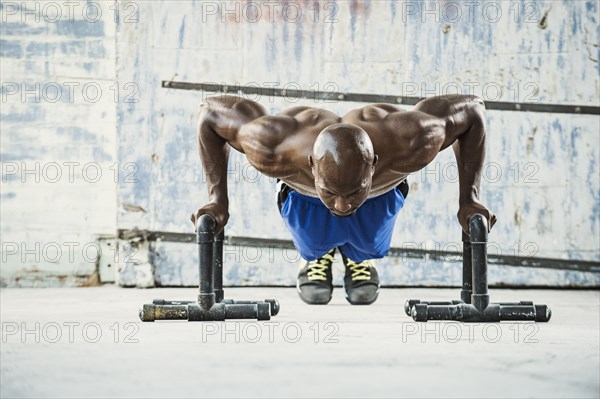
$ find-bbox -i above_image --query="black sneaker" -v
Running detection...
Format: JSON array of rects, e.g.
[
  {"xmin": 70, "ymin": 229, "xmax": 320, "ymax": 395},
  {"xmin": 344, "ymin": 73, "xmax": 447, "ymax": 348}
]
[
  {"xmin": 341, "ymin": 253, "xmax": 380, "ymax": 305},
  {"xmin": 296, "ymin": 249, "xmax": 336, "ymax": 305}
]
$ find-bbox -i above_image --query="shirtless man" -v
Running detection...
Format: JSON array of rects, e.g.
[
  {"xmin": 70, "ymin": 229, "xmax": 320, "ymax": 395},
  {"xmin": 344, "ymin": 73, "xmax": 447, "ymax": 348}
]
[{"xmin": 191, "ymin": 94, "xmax": 497, "ymax": 306}]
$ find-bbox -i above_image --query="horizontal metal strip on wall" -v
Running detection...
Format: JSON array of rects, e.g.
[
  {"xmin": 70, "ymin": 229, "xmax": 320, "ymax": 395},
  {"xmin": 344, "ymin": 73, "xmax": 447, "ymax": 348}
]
[
  {"xmin": 118, "ymin": 229, "xmax": 600, "ymax": 273},
  {"xmin": 162, "ymin": 81, "xmax": 600, "ymax": 115}
]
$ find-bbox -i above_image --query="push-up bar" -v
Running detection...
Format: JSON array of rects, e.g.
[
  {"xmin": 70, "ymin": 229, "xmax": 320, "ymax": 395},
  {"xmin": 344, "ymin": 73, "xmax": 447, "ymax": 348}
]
[
  {"xmin": 139, "ymin": 214, "xmax": 280, "ymax": 322},
  {"xmin": 405, "ymin": 214, "xmax": 551, "ymax": 322}
]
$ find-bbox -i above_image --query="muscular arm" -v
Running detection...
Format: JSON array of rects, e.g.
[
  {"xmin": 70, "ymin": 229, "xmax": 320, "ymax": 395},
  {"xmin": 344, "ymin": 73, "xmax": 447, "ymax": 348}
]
[
  {"xmin": 198, "ymin": 107, "xmax": 230, "ymax": 206},
  {"xmin": 451, "ymin": 105, "xmax": 485, "ymax": 206},
  {"xmin": 414, "ymin": 95, "xmax": 496, "ymax": 233},
  {"xmin": 191, "ymin": 96, "xmax": 266, "ymax": 234}
]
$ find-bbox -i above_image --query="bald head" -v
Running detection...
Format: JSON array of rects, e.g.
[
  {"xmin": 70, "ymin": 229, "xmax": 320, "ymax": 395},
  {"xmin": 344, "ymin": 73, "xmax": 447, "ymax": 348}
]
[
  {"xmin": 309, "ymin": 123, "xmax": 378, "ymax": 217},
  {"xmin": 312, "ymin": 123, "xmax": 374, "ymax": 166}
]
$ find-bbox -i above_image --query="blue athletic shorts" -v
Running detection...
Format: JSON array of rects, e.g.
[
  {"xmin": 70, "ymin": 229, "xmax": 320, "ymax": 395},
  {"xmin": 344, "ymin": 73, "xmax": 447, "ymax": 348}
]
[{"xmin": 277, "ymin": 181, "xmax": 407, "ymax": 262}]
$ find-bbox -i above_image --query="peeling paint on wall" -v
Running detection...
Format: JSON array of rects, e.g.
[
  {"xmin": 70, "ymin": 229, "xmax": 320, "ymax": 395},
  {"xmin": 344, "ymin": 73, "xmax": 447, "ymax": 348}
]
[
  {"xmin": 1, "ymin": 2, "xmax": 118, "ymax": 286},
  {"xmin": 1, "ymin": 1, "xmax": 598, "ymax": 287},
  {"xmin": 114, "ymin": 1, "xmax": 598, "ymax": 286}
]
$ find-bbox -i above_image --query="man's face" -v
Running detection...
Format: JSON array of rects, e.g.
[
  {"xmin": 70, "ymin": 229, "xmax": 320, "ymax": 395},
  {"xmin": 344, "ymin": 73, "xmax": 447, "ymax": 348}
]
[{"xmin": 313, "ymin": 160, "xmax": 375, "ymax": 218}]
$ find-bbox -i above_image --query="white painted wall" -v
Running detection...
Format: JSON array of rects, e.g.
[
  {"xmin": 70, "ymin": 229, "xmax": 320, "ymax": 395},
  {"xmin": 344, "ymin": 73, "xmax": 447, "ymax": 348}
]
[
  {"xmin": 115, "ymin": 1, "xmax": 599, "ymax": 286},
  {"xmin": 1, "ymin": 0, "xmax": 598, "ymax": 287},
  {"xmin": 1, "ymin": 1, "xmax": 118, "ymax": 286}
]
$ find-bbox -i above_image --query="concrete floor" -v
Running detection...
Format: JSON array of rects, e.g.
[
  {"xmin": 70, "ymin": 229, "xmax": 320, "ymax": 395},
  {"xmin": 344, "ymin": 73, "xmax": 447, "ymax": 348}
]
[{"xmin": 1, "ymin": 286, "xmax": 598, "ymax": 398}]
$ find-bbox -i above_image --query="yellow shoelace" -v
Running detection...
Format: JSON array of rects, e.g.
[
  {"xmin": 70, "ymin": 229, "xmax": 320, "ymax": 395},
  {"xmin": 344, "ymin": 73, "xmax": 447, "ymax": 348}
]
[
  {"xmin": 346, "ymin": 259, "xmax": 374, "ymax": 281},
  {"xmin": 307, "ymin": 252, "xmax": 335, "ymax": 281}
]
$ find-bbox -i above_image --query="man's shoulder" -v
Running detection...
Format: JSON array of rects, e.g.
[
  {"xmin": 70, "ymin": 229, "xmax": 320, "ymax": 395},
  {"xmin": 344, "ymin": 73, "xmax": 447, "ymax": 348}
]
[{"xmin": 204, "ymin": 95, "xmax": 265, "ymax": 111}]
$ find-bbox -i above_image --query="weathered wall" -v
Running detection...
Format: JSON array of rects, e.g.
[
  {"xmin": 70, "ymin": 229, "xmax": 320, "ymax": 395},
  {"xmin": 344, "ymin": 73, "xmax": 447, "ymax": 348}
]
[
  {"xmin": 1, "ymin": 0, "xmax": 598, "ymax": 287},
  {"xmin": 115, "ymin": 0, "xmax": 599, "ymax": 286},
  {"xmin": 1, "ymin": 1, "xmax": 118, "ymax": 286}
]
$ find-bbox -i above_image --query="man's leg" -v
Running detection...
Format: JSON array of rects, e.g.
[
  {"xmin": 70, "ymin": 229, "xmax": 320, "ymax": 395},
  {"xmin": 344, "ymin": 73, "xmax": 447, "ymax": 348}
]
[
  {"xmin": 340, "ymin": 179, "xmax": 409, "ymax": 305},
  {"xmin": 277, "ymin": 181, "xmax": 341, "ymax": 305}
]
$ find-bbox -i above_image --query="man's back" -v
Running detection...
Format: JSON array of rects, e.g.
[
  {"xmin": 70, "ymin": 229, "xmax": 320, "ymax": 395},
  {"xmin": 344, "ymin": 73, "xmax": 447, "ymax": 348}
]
[{"xmin": 201, "ymin": 95, "xmax": 471, "ymax": 198}]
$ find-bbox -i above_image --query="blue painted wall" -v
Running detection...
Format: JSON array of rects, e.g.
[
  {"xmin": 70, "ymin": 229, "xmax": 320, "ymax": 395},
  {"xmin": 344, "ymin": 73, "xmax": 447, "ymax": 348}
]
[
  {"xmin": 1, "ymin": 1, "xmax": 118, "ymax": 286},
  {"xmin": 1, "ymin": 1, "xmax": 598, "ymax": 286},
  {"xmin": 114, "ymin": 1, "xmax": 598, "ymax": 286}
]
